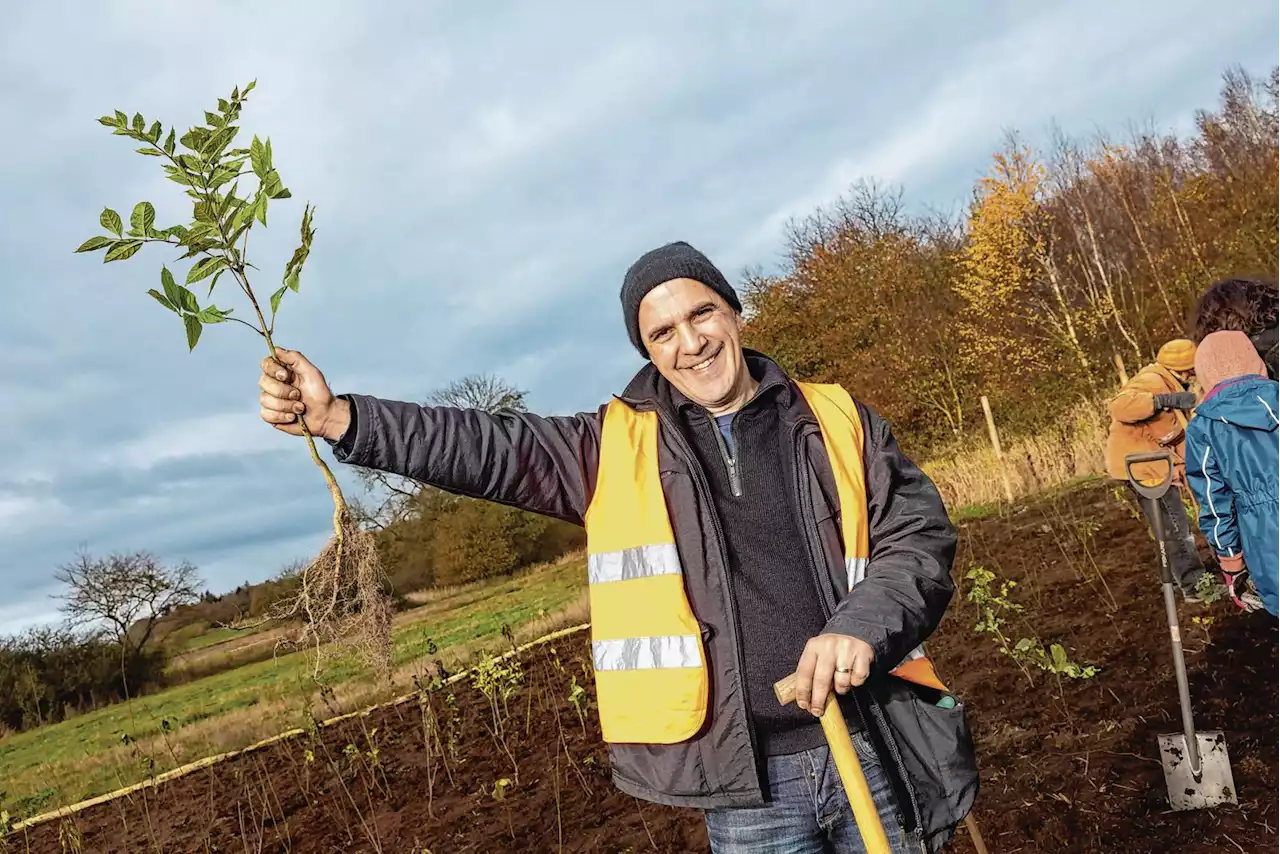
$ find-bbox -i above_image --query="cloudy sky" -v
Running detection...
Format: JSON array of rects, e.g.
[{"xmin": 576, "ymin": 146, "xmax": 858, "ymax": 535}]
[{"xmin": 1, "ymin": 1, "xmax": 1275, "ymax": 632}]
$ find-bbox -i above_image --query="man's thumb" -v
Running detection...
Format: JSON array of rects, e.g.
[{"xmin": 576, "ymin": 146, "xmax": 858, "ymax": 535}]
[{"xmin": 273, "ymin": 347, "xmax": 301, "ymax": 366}]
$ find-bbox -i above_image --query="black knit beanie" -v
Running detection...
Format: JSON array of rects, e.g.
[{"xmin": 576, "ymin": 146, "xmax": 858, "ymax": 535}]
[{"xmin": 620, "ymin": 241, "xmax": 742, "ymax": 358}]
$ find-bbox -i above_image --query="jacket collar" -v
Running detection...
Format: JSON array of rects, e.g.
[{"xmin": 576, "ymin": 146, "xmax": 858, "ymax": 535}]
[{"xmin": 1202, "ymin": 373, "xmax": 1264, "ymax": 404}]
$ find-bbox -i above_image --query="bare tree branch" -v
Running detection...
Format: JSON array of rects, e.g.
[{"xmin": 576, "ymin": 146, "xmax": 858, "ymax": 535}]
[{"xmin": 52, "ymin": 550, "xmax": 203, "ymax": 658}]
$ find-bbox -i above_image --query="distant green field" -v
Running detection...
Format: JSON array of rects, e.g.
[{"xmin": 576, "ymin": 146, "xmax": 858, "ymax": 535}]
[
  {"xmin": 0, "ymin": 558, "xmax": 588, "ymax": 823},
  {"xmin": 175, "ymin": 625, "xmax": 246, "ymax": 651}
]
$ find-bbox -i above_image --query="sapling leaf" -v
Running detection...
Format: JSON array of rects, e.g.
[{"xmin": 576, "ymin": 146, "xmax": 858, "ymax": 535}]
[
  {"xmin": 174, "ymin": 285, "xmax": 200, "ymax": 314},
  {"xmin": 130, "ymin": 202, "xmax": 156, "ymax": 236},
  {"xmin": 100, "ymin": 208, "xmax": 123, "ymax": 236},
  {"xmin": 132, "ymin": 113, "xmax": 145, "ymax": 133},
  {"xmin": 104, "ymin": 239, "xmax": 143, "ymax": 262},
  {"xmin": 203, "ymin": 127, "xmax": 239, "ymax": 161},
  {"xmin": 196, "ymin": 306, "xmax": 231, "ymax": 324},
  {"xmin": 160, "ymin": 266, "xmax": 182, "ymax": 306},
  {"xmin": 232, "ymin": 193, "xmax": 259, "ymax": 231},
  {"xmin": 227, "ymin": 221, "xmax": 251, "ymax": 251},
  {"xmin": 113, "ymin": 110, "xmax": 127, "ymax": 125},
  {"xmin": 135, "ymin": 148, "xmax": 163, "ymax": 156},
  {"xmin": 164, "ymin": 128, "xmax": 176, "ymax": 156},
  {"xmin": 146, "ymin": 288, "xmax": 177, "ymax": 312},
  {"xmin": 75, "ymin": 236, "xmax": 114, "ymax": 253},
  {"xmin": 255, "ymin": 194, "xmax": 268, "ymax": 227},
  {"xmin": 1050, "ymin": 643, "xmax": 1068, "ymax": 672},
  {"xmin": 186, "ymin": 256, "xmax": 226, "ymax": 284},
  {"xmin": 147, "ymin": 120, "xmax": 162, "ymax": 143},
  {"xmin": 250, "ymin": 136, "xmax": 269, "ymax": 178},
  {"xmin": 217, "ymin": 98, "xmax": 230, "ymax": 113},
  {"xmin": 180, "ymin": 224, "xmax": 214, "ymax": 245},
  {"xmin": 97, "ymin": 115, "xmax": 118, "ymax": 127},
  {"xmin": 261, "ymin": 169, "xmax": 287, "ymax": 199},
  {"xmin": 270, "ymin": 285, "xmax": 288, "ymax": 316},
  {"xmin": 163, "ymin": 168, "xmax": 195, "ymax": 188},
  {"xmin": 177, "ymin": 243, "xmax": 214, "ymax": 260},
  {"xmin": 281, "ymin": 203, "xmax": 315, "ymax": 290},
  {"xmin": 183, "ymin": 315, "xmax": 202, "ymax": 350},
  {"xmin": 179, "ymin": 129, "xmax": 207, "ymax": 154},
  {"xmin": 207, "ymin": 267, "xmax": 226, "ymax": 296}
]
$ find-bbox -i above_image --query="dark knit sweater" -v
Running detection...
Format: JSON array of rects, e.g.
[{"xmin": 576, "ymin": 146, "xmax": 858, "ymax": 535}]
[{"xmin": 674, "ymin": 369, "xmax": 835, "ymax": 755}]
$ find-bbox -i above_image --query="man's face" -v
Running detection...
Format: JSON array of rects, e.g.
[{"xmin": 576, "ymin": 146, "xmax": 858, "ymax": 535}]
[{"xmin": 636, "ymin": 278, "xmax": 753, "ymax": 414}]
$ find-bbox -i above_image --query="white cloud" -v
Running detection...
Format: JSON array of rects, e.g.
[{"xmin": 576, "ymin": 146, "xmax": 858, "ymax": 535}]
[
  {"xmin": 110, "ymin": 411, "xmax": 291, "ymax": 469},
  {"xmin": 721, "ymin": 0, "xmax": 1251, "ymax": 269},
  {"xmin": 0, "ymin": 495, "xmax": 66, "ymax": 534}
]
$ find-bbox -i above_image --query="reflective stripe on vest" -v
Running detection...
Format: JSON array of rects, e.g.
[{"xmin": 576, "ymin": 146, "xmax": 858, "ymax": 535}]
[
  {"xmin": 583, "ymin": 401, "xmax": 708, "ymax": 744},
  {"xmin": 795, "ymin": 382, "xmax": 950, "ymax": 693}
]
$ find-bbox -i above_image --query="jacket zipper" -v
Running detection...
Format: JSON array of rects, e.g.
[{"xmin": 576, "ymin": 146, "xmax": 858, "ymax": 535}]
[
  {"xmin": 653, "ymin": 407, "xmax": 762, "ymax": 782},
  {"xmin": 791, "ymin": 420, "xmax": 925, "ymax": 843},
  {"xmin": 709, "ymin": 416, "xmax": 743, "ymax": 497}
]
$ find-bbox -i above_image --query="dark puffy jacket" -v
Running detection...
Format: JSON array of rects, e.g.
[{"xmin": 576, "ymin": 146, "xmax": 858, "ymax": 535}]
[
  {"xmin": 331, "ymin": 351, "xmax": 978, "ymax": 851},
  {"xmin": 1185, "ymin": 375, "xmax": 1279, "ymax": 616}
]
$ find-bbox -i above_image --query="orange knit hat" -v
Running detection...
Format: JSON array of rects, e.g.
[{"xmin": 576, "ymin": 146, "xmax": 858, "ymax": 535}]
[
  {"xmin": 1156, "ymin": 338, "xmax": 1197, "ymax": 373},
  {"xmin": 1195, "ymin": 330, "xmax": 1267, "ymax": 392}
]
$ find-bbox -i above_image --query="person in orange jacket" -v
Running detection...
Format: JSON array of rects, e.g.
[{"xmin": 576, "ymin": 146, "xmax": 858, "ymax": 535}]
[{"xmin": 1105, "ymin": 339, "xmax": 1213, "ymax": 599}]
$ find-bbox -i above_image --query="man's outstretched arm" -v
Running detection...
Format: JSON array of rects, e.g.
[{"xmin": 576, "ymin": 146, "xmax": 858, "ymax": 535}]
[{"xmin": 259, "ymin": 348, "xmax": 602, "ymax": 525}]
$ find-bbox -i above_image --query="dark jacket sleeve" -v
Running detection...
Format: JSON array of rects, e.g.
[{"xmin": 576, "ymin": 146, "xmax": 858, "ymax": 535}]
[
  {"xmin": 821, "ymin": 404, "xmax": 958, "ymax": 673},
  {"xmin": 329, "ymin": 393, "xmax": 604, "ymax": 526}
]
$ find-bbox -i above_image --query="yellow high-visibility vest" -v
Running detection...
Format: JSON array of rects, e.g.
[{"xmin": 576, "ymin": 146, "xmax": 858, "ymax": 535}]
[{"xmin": 584, "ymin": 381, "xmax": 947, "ymax": 745}]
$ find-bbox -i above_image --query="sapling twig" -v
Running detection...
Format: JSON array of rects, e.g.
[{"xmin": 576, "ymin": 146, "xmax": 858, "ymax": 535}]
[{"xmin": 75, "ymin": 81, "xmax": 393, "ymax": 677}]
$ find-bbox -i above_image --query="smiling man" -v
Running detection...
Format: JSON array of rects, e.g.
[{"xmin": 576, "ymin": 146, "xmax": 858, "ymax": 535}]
[{"xmin": 257, "ymin": 241, "xmax": 977, "ymax": 853}]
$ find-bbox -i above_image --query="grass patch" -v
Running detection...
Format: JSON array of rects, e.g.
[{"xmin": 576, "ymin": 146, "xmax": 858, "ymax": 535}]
[{"xmin": 174, "ymin": 625, "xmax": 246, "ymax": 652}]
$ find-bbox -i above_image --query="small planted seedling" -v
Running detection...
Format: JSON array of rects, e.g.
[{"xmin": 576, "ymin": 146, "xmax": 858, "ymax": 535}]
[{"xmin": 75, "ymin": 82, "xmax": 392, "ymax": 676}]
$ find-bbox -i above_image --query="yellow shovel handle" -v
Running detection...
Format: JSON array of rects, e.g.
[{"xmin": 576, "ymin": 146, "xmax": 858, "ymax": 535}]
[{"xmin": 775, "ymin": 674, "xmax": 892, "ymax": 854}]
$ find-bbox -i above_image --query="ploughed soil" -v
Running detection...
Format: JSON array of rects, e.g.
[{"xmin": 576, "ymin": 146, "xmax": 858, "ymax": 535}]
[{"xmin": 13, "ymin": 480, "xmax": 1277, "ymax": 853}]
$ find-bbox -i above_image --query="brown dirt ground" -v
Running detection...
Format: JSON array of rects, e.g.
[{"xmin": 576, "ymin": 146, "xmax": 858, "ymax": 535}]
[{"xmin": 11, "ymin": 479, "xmax": 1277, "ymax": 853}]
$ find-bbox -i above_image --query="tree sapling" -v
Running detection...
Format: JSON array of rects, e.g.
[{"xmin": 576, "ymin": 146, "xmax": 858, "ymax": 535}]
[{"xmin": 74, "ymin": 82, "xmax": 392, "ymax": 676}]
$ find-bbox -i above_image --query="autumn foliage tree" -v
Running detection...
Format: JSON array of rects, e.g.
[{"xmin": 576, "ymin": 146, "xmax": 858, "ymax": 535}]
[{"xmin": 743, "ymin": 65, "xmax": 1277, "ymax": 458}]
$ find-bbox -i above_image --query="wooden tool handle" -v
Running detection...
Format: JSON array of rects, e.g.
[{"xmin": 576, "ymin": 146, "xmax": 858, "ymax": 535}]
[{"xmin": 774, "ymin": 672, "xmax": 891, "ymax": 854}]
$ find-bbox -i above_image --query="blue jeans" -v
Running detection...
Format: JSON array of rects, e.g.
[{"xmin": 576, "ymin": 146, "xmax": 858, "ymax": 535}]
[{"xmin": 704, "ymin": 728, "xmax": 921, "ymax": 853}]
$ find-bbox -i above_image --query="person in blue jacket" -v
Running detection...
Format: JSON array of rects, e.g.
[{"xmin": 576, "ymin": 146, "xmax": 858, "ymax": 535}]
[{"xmin": 1184, "ymin": 330, "xmax": 1279, "ymax": 617}]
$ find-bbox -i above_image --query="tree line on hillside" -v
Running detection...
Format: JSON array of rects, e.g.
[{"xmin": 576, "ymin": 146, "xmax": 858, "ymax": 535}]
[
  {"xmin": 742, "ymin": 66, "xmax": 1278, "ymax": 457},
  {"xmin": 0, "ymin": 552, "xmax": 201, "ymax": 733}
]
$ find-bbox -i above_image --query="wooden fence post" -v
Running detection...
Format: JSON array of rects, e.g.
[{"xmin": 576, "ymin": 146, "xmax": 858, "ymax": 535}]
[
  {"xmin": 1113, "ymin": 353, "xmax": 1129, "ymax": 387},
  {"xmin": 981, "ymin": 395, "xmax": 1015, "ymax": 503}
]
